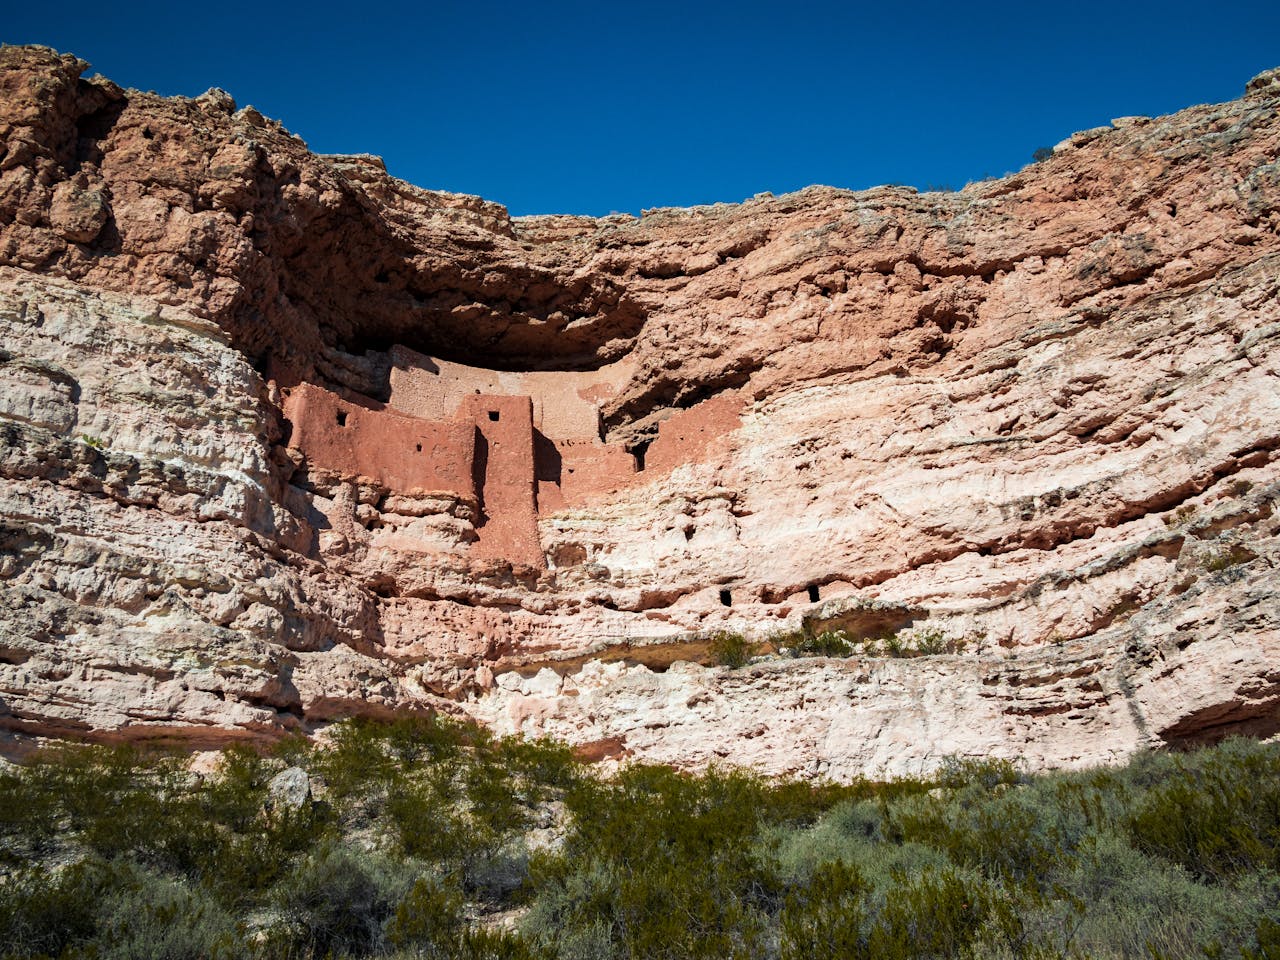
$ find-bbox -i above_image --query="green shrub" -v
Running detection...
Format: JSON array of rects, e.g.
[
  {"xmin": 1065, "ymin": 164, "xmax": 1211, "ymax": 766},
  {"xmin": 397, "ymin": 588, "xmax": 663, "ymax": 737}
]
[
  {"xmin": 1054, "ymin": 830, "xmax": 1275, "ymax": 959},
  {"xmin": 1201, "ymin": 544, "xmax": 1256, "ymax": 572},
  {"xmin": 465, "ymin": 755, "xmax": 528, "ymax": 837},
  {"xmin": 387, "ymin": 777, "xmax": 465, "ymax": 858},
  {"xmin": 935, "ymin": 756, "xmax": 1024, "ymax": 791},
  {"xmin": 873, "ymin": 867, "xmax": 993, "ymax": 958},
  {"xmin": 531, "ymin": 764, "xmax": 778, "ymax": 958},
  {"xmin": 386, "ymin": 876, "xmax": 466, "ymax": 956},
  {"xmin": 780, "ymin": 862, "xmax": 992, "ymax": 960},
  {"xmin": 794, "ymin": 629, "xmax": 856, "ymax": 657},
  {"xmin": 311, "ymin": 719, "xmax": 405, "ymax": 801},
  {"xmin": 1, "ymin": 720, "xmax": 1278, "ymax": 960},
  {"xmin": 90, "ymin": 869, "xmax": 242, "ymax": 960},
  {"xmin": 492, "ymin": 735, "xmax": 581, "ymax": 795},
  {"xmin": 708, "ymin": 630, "xmax": 755, "ymax": 669},
  {"xmin": 887, "ymin": 779, "xmax": 1074, "ymax": 886},
  {"xmin": 779, "ymin": 859, "xmax": 871, "ymax": 960},
  {"xmin": 0, "ymin": 763, "xmax": 58, "ymax": 865},
  {"xmin": 453, "ymin": 925, "xmax": 555, "ymax": 960},
  {"xmin": 1127, "ymin": 738, "xmax": 1280, "ymax": 881},
  {"xmin": 755, "ymin": 778, "xmax": 867, "ymax": 826},
  {"xmin": 0, "ymin": 859, "xmax": 108, "ymax": 958},
  {"xmin": 1242, "ymin": 917, "xmax": 1280, "ymax": 960},
  {"xmin": 267, "ymin": 842, "xmax": 412, "ymax": 958}
]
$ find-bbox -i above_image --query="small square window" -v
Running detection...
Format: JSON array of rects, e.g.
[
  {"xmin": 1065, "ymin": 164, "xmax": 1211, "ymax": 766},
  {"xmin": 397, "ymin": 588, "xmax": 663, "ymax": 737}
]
[
  {"xmin": 488, "ymin": 411, "xmax": 500, "ymax": 422},
  {"xmin": 336, "ymin": 411, "xmax": 347, "ymax": 427}
]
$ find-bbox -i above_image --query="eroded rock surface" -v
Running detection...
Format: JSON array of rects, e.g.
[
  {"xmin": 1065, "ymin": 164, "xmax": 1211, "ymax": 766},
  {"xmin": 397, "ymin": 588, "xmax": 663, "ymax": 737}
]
[{"xmin": 2, "ymin": 44, "xmax": 1279, "ymax": 776}]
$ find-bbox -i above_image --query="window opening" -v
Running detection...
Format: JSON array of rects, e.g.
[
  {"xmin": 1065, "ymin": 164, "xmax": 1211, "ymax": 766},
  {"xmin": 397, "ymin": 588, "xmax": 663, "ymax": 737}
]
[
  {"xmin": 489, "ymin": 411, "xmax": 500, "ymax": 422},
  {"xmin": 336, "ymin": 411, "xmax": 347, "ymax": 427},
  {"xmin": 808, "ymin": 584, "xmax": 821, "ymax": 603},
  {"xmin": 632, "ymin": 438, "xmax": 652, "ymax": 472},
  {"xmin": 719, "ymin": 589, "xmax": 732, "ymax": 607}
]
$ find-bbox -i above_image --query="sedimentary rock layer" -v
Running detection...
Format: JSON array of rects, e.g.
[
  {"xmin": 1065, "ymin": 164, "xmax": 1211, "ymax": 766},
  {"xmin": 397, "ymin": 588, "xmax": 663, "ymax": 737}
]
[{"xmin": 2, "ymin": 45, "xmax": 1278, "ymax": 775}]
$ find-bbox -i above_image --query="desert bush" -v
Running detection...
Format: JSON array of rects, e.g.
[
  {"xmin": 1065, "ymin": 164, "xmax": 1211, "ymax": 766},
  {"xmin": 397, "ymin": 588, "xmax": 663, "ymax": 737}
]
[
  {"xmin": 27, "ymin": 744, "xmax": 167, "ymax": 859},
  {"xmin": 311, "ymin": 718, "xmax": 408, "ymax": 801},
  {"xmin": 385, "ymin": 775, "xmax": 474, "ymax": 870},
  {"xmin": 0, "ymin": 858, "xmax": 108, "ymax": 958},
  {"xmin": 887, "ymin": 779, "xmax": 1073, "ymax": 886},
  {"xmin": 874, "ymin": 866, "xmax": 993, "ymax": 958},
  {"xmin": 491, "ymin": 735, "xmax": 581, "ymax": 796},
  {"xmin": 771, "ymin": 811, "xmax": 949, "ymax": 894},
  {"xmin": 2, "ymin": 722, "xmax": 1278, "ymax": 960},
  {"xmin": 0, "ymin": 762, "xmax": 58, "ymax": 865},
  {"xmin": 793, "ymin": 629, "xmax": 855, "ymax": 658},
  {"xmin": 1127, "ymin": 737, "xmax": 1280, "ymax": 881},
  {"xmin": 464, "ymin": 755, "xmax": 528, "ymax": 837},
  {"xmin": 266, "ymin": 841, "xmax": 413, "ymax": 958},
  {"xmin": 754, "ymin": 777, "xmax": 867, "ymax": 826},
  {"xmin": 452, "ymin": 926, "xmax": 555, "ymax": 960},
  {"xmin": 89, "ymin": 868, "xmax": 242, "ymax": 960},
  {"xmin": 935, "ymin": 756, "xmax": 1025, "ymax": 791},
  {"xmin": 708, "ymin": 630, "xmax": 755, "ymax": 668},
  {"xmin": 1200, "ymin": 543, "xmax": 1256, "ymax": 572},
  {"xmin": 385, "ymin": 876, "xmax": 466, "ymax": 956},
  {"xmin": 530, "ymin": 764, "xmax": 779, "ymax": 958},
  {"xmin": 1050, "ymin": 830, "xmax": 1277, "ymax": 959},
  {"xmin": 779, "ymin": 859, "xmax": 871, "ymax": 959},
  {"xmin": 780, "ymin": 861, "xmax": 992, "ymax": 960},
  {"xmin": 1242, "ymin": 917, "xmax": 1280, "ymax": 960}
]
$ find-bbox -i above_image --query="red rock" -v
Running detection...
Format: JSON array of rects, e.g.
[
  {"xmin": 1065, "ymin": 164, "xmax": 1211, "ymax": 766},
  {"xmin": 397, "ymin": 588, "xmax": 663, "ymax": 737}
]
[{"xmin": 1, "ymin": 44, "xmax": 1279, "ymax": 777}]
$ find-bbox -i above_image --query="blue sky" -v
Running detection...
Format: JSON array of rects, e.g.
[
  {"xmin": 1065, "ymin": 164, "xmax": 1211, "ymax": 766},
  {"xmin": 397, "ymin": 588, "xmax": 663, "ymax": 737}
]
[{"xmin": 5, "ymin": 1, "xmax": 1279, "ymax": 216}]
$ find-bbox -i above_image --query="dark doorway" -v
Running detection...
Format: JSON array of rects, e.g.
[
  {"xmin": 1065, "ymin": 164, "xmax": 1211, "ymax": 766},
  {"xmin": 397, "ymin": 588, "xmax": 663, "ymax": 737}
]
[
  {"xmin": 471, "ymin": 427, "xmax": 490, "ymax": 523},
  {"xmin": 631, "ymin": 438, "xmax": 653, "ymax": 472}
]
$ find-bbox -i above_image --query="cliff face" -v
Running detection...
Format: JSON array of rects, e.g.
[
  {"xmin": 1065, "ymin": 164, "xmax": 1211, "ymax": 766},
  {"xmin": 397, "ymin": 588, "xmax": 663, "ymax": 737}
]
[{"xmin": 2, "ymin": 45, "xmax": 1279, "ymax": 776}]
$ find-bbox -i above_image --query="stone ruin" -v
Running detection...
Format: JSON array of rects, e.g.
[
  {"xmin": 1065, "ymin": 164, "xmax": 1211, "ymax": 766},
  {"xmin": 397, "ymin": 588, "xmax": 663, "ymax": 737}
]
[{"xmin": 282, "ymin": 344, "xmax": 744, "ymax": 569}]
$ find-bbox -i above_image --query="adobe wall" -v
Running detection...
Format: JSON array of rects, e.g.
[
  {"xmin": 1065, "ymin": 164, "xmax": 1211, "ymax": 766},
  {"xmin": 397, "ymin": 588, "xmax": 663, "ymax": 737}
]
[
  {"xmin": 283, "ymin": 366, "xmax": 745, "ymax": 569},
  {"xmin": 283, "ymin": 383, "xmax": 475, "ymax": 497},
  {"xmin": 462, "ymin": 394, "xmax": 544, "ymax": 568},
  {"xmin": 537, "ymin": 438, "xmax": 639, "ymax": 512},
  {"xmin": 645, "ymin": 392, "xmax": 744, "ymax": 475},
  {"xmin": 386, "ymin": 345, "xmax": 635, "ymax": 441}
]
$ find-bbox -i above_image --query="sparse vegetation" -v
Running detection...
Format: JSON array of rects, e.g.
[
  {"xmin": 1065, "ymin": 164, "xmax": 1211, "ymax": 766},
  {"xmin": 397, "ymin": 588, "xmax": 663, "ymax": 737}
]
[
  {"xmin": 1200, "ymin": 543, "xmax": 1256, "ymax": 572},
  {"xmin": 782, "ymin": 624, "xmax": 973, "ymax": 659},
  {"xmin": 1165, "ymin": 503, "xmax": 1198, "ymax": 527},
  {"xmin": 792, "ymin": 629, "xmax": 856, "ymax": 658},
  {"xmin": 77, "ymin": 433, "xmax": 104, "ymax": 449},
  {"xmin": 707, "ymin": 629, "xmax": 755, "ymax": 668},
  {"xmin": 0, "ymin": 724, "xmax": 1278, "ymax": 959}
]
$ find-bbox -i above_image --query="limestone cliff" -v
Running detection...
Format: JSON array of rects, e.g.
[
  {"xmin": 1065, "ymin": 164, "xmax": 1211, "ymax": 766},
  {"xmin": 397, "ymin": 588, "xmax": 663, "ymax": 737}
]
[{"xmin": 2, "ymin": 45, "xmax": 1279, "ymax": 776}]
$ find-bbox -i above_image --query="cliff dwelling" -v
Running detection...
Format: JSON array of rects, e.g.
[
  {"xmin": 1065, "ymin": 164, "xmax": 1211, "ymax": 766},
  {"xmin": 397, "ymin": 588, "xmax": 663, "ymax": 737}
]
[{"xmin": 281, "ymin": 344, "xmax": 743, "ymax": 569}]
